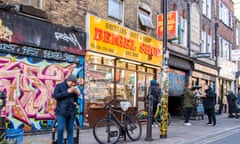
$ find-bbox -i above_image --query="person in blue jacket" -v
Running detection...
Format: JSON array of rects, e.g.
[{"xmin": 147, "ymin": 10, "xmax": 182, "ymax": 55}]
[{"xmin": 54, "ymin": 74, "xmax": 80, "ymax": 144}]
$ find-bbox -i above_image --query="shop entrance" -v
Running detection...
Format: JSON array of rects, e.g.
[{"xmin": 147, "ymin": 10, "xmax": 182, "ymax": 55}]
[{"xmin": 168, "ymin": 96, "xmax": 183, "ymax": 116}]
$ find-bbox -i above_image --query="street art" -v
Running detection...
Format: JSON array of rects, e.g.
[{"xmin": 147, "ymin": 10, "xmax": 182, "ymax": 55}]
[
  {"xmin": 0, "ymin": 54, "xmax": 83, "ymax": 131},
  {"xmin": 168, "ymin": 69, "xmax": 186, "ymax": 96}
]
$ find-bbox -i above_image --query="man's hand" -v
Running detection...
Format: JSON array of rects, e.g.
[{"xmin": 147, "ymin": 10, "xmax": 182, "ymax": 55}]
[{"xmin": 68, "ymin": 87, "xmax": 76, "ymax": 93}]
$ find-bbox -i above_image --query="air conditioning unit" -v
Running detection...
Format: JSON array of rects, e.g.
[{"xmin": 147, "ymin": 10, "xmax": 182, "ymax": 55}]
[{"xmin": 19, "ymin": 4, "xmax": 47, "ymax": 19}]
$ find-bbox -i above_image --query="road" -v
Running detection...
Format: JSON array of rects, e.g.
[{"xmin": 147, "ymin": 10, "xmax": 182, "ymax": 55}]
[{"xmin": 184, "ymin": 128, "xmax": 240, "ymax": 144}]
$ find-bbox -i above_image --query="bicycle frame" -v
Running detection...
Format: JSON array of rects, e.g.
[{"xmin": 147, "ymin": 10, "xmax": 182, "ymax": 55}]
[{"xmin": 107, "ymin": 105, "xmax": 128, "ymax": 140}]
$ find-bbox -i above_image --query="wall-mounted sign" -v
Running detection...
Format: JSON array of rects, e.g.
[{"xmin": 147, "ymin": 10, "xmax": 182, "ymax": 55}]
[
  {"xmin": 0, "ymin": 43, "xmax": 80, "ymax": 63},
  {"xmin": 231, "ymin": 49, "xmax": 240, "ymax": 61},
  {"xmin": 157, "ymin": 11, "xmax": 178, "ymax": 40},
  {"xmin": 193, "ymin": 53, "xmax": 211, "ymax": 58},
  {"xmin": 86, "ymin": 14, "xmax": 163, "ymax": 66},
  {"xmin": 0, "ymin": 10, "xmax": 86, "ymax": 55}
]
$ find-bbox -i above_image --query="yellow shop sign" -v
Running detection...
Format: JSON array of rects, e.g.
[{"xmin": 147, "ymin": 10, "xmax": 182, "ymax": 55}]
[{"xmin": 86, "ymin": 14, "xmax": 163, "ymax": 66}]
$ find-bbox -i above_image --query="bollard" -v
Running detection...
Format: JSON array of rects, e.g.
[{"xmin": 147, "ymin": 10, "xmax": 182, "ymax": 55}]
[{"xmin": 145, "ymin": 97, "xmax": 153, "ymax": 141}]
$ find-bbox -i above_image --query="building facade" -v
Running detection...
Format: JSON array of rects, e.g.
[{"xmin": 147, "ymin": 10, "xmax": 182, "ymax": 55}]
[
  {"xmin": 1, "ymin": 0, "xmax": 238, "ymax": 131},
  {"xmin": 215, "ymin": 0, "xmax": 236, "ymax": 104}
]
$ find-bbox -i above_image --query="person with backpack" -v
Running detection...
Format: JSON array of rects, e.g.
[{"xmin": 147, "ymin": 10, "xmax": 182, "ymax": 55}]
[{"xmin": 148, "ymin": 80, "xmax": 161, "ymax": 126}]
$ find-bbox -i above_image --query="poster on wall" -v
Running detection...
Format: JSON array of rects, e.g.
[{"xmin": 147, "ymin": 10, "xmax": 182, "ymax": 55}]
[{"xmin": 168, "ymin": 69, "xmax": 186, "ymax": 96}]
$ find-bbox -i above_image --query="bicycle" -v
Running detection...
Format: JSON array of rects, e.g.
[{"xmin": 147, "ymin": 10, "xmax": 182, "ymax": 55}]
[
  {"xmin": 137, "ymin": 103, "xmax": 171, "ymax": 127},
  {"xmin": 93, "ymin": 100, "xmax": 142, "ymax": 144}
]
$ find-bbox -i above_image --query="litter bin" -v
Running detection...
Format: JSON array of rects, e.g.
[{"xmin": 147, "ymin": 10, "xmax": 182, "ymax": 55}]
[{"xmin": 5, "ymin": 129, "xmax": 24, "ymax": 144}]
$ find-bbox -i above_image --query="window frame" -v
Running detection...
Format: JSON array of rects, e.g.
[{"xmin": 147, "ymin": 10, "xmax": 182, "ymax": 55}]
[
  {"xmin": 21, "ymin": 0, "xmax": 43, "ymax": 9},
  {"xmin": 108, "ymin": 0, "xmax": 123, "ymax": 21},
  {"xmin": 137, "ymin": 2, "xmax": 154, "ymax": 33}
]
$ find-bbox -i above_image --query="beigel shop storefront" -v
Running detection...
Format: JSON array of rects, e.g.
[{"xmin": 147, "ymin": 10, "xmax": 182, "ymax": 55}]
[{"xmin": 84, "ymin": 14, "xmax": 163, "ymax": 127}]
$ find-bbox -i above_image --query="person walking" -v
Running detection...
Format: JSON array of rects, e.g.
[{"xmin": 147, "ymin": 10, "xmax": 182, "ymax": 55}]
[
  {"xmin": 202, "ymin": 84, "xmax": 216, "ymax": 126},
  {"xmin": 183, "ymin": 83, "xmax": 195, "ymax": 126},
  {"xmin": 226, "ymin": 91, "xmax": 238, "ymax": 118},
  {"xmin": 148, "ymin": 80, "xmax": 161, "ymax": 127},
  {"xmin": 54, "ymin": 74, "xmax": 80, "ymax": 144}
]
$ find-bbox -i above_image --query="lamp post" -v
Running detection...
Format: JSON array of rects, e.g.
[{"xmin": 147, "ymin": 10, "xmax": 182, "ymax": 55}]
[{"xmin": 160, "ymin": 0, "xmax": 169, "ymax": 138}]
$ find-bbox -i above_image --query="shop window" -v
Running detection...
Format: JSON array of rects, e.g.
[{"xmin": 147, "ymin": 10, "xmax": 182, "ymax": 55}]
[
  {"xmin": 103, "ymin": 57, "xmax": 114, "ymax": 66},
  {"xmin": 88, "ymin": 64, "xmax": 114, "ymax": 107},
  {"xmin": 137, "ymin": 3, "xmax": 154, "ymax": 33},
  {"xmin": 117, "ymin": 60, "xmax": 126, "ymax": 68},
  {"xmin": 108, "ymin": 0, "xmax": 123, "ymax": 21},
  {"xmin": 127, "ymin": 63, "xmax": 137, "ymax": 70},
  {"xmin": 21, "ymin": 0, "xmax": 43, "ymax": 9},
  {"xmin": 147, "ymin": 67, "xmax": 154, "ymax": 73},
  {"xmin": 116, "ymin": 69, "xmax": 136, "ymax": 106},
  {"xmin": 88, "ymin": 55, "xmax": 102, "ymax": 64},
  {"xmin": 138, "ymin": 66, "xmax": 146, "ymax": 72}
]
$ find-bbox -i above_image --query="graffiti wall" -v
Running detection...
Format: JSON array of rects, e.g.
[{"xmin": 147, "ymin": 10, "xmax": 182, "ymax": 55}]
[
  {"xmin": 168, "ymin": 69, "xmax": 186, "ymax": 96},
  {"xmin": 0, "ymin": 53, "xmax": 84, "ymax": 131}
]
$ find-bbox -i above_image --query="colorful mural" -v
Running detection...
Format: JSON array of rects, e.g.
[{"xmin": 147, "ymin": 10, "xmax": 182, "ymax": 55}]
[
  {"xmin": 168, "ymin": 69, "xmax": 186, "ymax": 96},
  {"xmin": 0, "ymin": 53, "xmax": 84, "ymax": 131}
]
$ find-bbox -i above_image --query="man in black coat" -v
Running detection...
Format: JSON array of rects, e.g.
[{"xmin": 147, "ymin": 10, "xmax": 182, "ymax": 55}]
[
  {"xmin": 54, "ymin": 74, "xmax": 80, "ymax": 144},
  {"xmin": 226, "ymin": 91, "xmax": 238, "ymax": 118},
  {"xmin": 201, "ymin": 84, "xmax": 216, "ymax": 126}
]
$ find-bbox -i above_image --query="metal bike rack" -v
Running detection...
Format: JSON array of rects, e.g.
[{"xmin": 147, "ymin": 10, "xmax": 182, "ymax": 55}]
[{"xmin": 52, "ymin": 117, "xmax": 80, "ymax": 144}]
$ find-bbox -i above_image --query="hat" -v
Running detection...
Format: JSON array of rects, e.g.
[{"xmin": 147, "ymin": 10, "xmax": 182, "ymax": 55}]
[{"xmin": 67, "ymin": 74, "xmax": 78, "ymax": 83}]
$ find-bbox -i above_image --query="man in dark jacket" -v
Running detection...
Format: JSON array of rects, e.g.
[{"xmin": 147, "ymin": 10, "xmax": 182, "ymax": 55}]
[
  {"xmin": 202, "ymin": 84, "xmax": 216, "ymax": 126},
  {"xmin": 226, "ymin": 91, "xmax": 238, "ymax": 118},
  {"xmin": 54, "ymin": 74, "xmax": 80, "ymax": 144}
]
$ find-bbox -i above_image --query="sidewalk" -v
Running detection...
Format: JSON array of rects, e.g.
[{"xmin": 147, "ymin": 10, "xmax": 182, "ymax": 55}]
[{"xmin": 22, "ymin": 114, "xmax": 240, "ymax": 144}]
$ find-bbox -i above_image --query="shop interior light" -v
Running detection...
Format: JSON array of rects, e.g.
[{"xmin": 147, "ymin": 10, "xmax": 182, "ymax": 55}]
[
  {"xmin": 87, "ymin": 51, "xmax": 115, "ymax": 59},
  {"xmin": 119, "ymin": 59, "xmax": 141, "ymax": 65},
  {"xmin": 143, "ymin": 64, "xmax": 160, "ymax": 69}
]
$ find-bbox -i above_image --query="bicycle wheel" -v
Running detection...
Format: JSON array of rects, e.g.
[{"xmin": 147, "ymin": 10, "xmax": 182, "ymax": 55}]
[
  {"xmin": 93, "ymin": 118, "xmax": 120, "ymax": 144},
  {"xmin": 126, "ymin": 113, "xmax": 142, "ymax": 141}
]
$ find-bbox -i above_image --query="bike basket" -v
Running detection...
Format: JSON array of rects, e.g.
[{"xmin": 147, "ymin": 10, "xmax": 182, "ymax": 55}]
[
  {"xmin": 120, "ymin": 101, "xmax": 131, "ymax": 111},
  {"xmin": 5, "ymin": 128, "xmax": 24, "ymax": 144}
]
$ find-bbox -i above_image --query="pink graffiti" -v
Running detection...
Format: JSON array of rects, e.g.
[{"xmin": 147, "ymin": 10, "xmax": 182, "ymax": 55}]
[{"xmin": 0, "ymin": 56, "xmax": 76, "ymax": 125}]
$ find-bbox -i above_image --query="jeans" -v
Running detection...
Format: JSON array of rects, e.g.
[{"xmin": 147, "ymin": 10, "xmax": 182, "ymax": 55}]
[
  {"xmin": 205, "ymin": 108, "xmax": 216, "ymax": 125},
  {"xmin": 184, "ymin": 107, "xmax": 192, "ymax": 123},
  {"xmin": 56, "ymin": 115, "xmax": 75, "ymax": 144}
]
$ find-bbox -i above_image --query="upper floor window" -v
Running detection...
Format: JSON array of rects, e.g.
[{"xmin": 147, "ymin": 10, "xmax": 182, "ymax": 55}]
[
  {"xmin": 201, "ymin": 30, "xmax": 207, "ymax": 53},
  {"xmin": 219, "ymin": 37, "xmax": 231, "ymax": 60},
  {"xmin": 219, "ymin": 1, "xmax": 233, "ymax": 28},
  {"xmin": 236, "ymin": 28, "xmax": 239, "ymax": 46},
  {"xmin": 174, "ymin": 16, "xmax": 187, "ymax": 47},
  {"xmin": 137, "ymin": 3, "xmax": 154, "ymax": 33},
  {"xmin": 202, "ymin": 0, "xmax": 211, "ymax": 19},
  {"xmin": 108, "ymin": 0, "xmax": 123, "ymax": 21},
  {"xmin": 21, "ymin": 0, "xmax": 43, "ymax": 9}
]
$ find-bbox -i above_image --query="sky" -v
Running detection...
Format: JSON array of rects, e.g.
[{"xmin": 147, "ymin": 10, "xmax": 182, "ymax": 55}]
[{"xmin": 233, "ymin": 0, "xmax": 240, "ymax": 20}]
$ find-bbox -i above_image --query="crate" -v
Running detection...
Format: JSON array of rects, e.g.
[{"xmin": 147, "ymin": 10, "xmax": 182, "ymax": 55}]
[{"xmin": 5, "ymin": 129, "xmax": 24, "ymax": 144}]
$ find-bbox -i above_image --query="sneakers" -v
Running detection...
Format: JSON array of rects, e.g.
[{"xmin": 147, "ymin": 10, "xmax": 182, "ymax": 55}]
[
  {"xmin": 184, "ymin": 122, "xmax": 192, "ymax": 126},
  {"xmin": 206, "ymin": 123, "xmax": 212, "ymax": 126}
]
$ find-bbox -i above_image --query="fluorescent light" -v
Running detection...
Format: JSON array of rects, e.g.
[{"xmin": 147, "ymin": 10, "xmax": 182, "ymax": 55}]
[
  {"xmin": 119, "ymin": 59, "xmax": 141, "ymax": 65},
  {"xmin": 87, "ymin": 51, "xmax": 115, "ymax": 59},
  {"xmin": 143, "ymin": 64, "xmax": 160, "ymax": 69}
]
